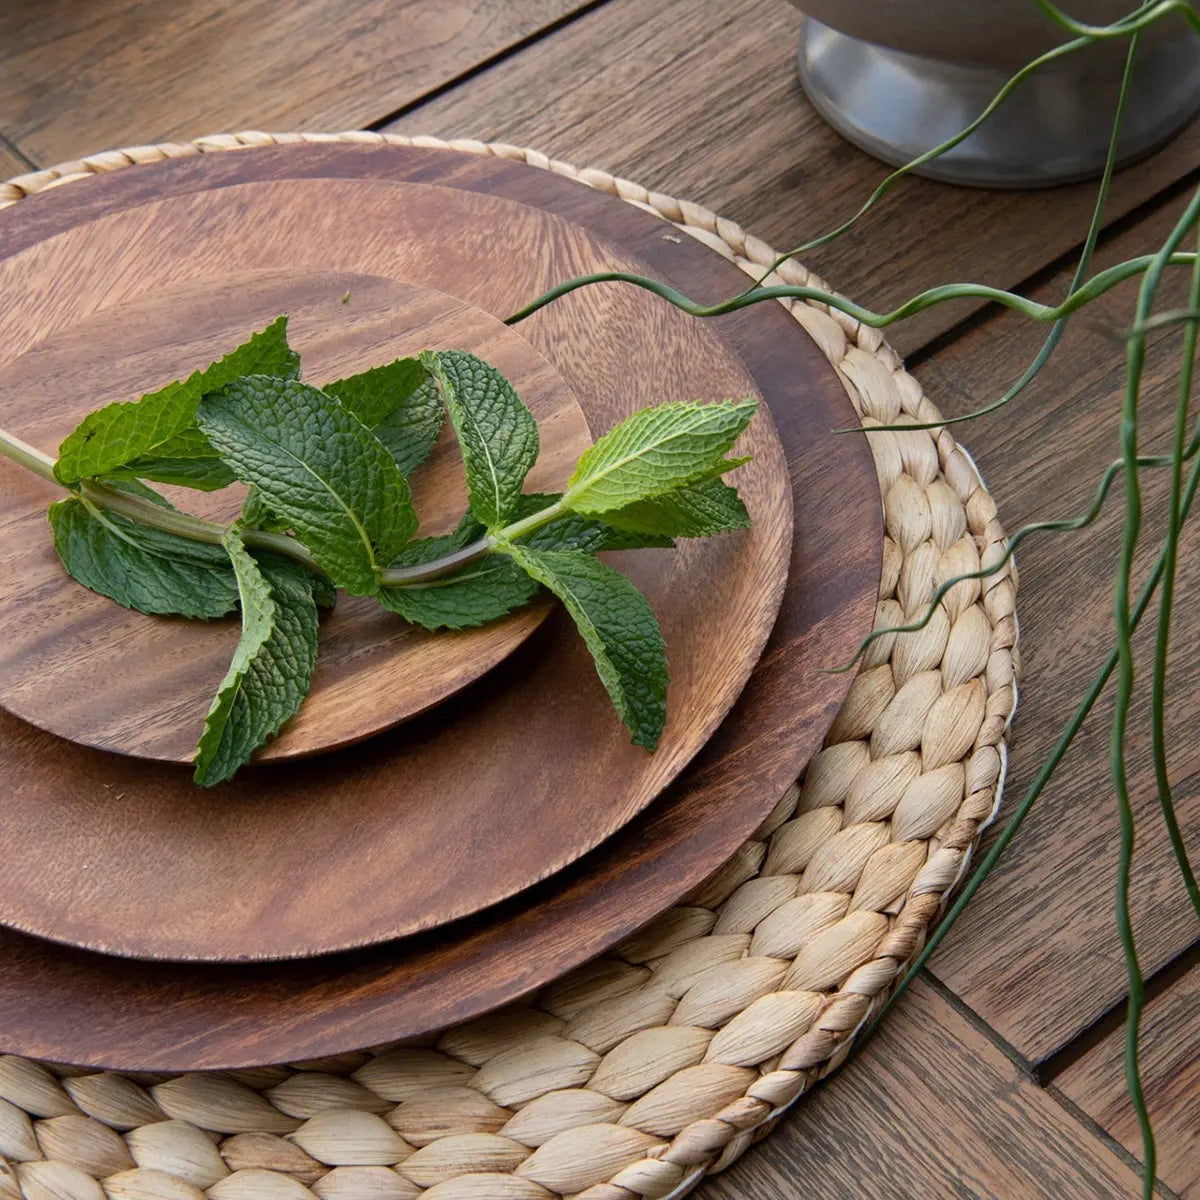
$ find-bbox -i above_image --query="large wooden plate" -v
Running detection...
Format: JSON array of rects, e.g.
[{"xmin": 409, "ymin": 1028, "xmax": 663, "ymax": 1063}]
[
  {"xmin": 0, "ymin": 157, "xmax": 793, "ymax": 962},
  {"xmin": 0, "ymin": 144, "xmax": 881, "ymax": 1070}
]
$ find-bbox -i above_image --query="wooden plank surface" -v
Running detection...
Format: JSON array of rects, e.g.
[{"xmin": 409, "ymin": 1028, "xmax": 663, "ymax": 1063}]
[
  {"xmin": 0, "ymin": 0, "xmax": 588, "ymax": 168},
  {"xmin": 0, "ymin": 137, "xmax": 30, "ymax": 182},
  {"xmin": 2, "ymin": 0, "xmax": 1198, "ymax": 1191},
  {"xmin": 923, "ymin": 193, "xmax": 1200, "ymax": 1063},
  {"xmin": 698, "ymin": 978, "xmax": 1144, "ymax": 1200},
  {"xmin": 1056, "ymin": 960, "xmax": 1200, "ymax": 1197},
  {"xmin": 387, "ymin": 0, "xmax": 1200, "ymax": 356}
]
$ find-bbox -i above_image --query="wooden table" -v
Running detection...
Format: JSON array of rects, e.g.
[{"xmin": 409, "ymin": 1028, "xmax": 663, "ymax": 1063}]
[{"xmin": 2, "ymin": 3, "xmax": 1197, "ymax": 1196}]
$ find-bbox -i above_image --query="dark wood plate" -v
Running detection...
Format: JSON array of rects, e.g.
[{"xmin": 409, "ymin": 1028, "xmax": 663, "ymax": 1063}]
[
  {"xmin": 0, "ymin": 144, "xmax": 881, "ymax": 1070},
  {"xmin": 0, "ymin": 161, "xmax": 793, "ymax": 963}
]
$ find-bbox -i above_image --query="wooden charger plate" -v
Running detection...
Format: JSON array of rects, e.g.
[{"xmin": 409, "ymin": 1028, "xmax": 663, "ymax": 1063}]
[
  {"xmin": 0, "ymin": 152, "xmax": 794, "ymax": 962},
  {"xmin": 0, "ymin": 144, "xmax": 880, "ymax": 1070}
]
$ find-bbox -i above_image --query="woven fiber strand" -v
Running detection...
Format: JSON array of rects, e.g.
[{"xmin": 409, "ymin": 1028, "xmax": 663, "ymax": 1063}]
[{"xmin": 0, "ymin": 133, "xmax": 1018, "ymax": 1200}]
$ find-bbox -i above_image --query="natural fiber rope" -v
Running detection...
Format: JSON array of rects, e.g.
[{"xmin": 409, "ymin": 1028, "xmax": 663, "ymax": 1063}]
[{"xmin": 0, "ymin": 132, "xmax": 1018, "ymax": 1200}]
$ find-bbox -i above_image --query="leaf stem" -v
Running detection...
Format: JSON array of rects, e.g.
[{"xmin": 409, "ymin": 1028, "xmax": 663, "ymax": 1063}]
[
  {"xmin": 0, "ymin": 426, "xmax": 58, "ymax": 483},
  {"xmin": 377, "ymin": 498, "xmax": 566, "ymax": 586},
  {"xmin": 0, "ymin": 423, "xmax": 574, "ymax": 591}
]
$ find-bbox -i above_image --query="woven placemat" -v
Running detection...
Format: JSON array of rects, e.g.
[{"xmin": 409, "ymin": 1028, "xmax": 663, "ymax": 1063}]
[{"xmin": 0, "ymin": 133, "xmax": 1018, "ymax": 1200}]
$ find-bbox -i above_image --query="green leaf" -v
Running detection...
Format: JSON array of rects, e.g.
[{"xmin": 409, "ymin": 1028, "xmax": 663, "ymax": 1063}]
[
  {"xmin": 420, "ymin": 350, "xmax": 539, "ymax": 528},
  {"xmin": 565, "ymin": 400, "xmax": 756, "ymax": 515},
  {"xmin": 48, "ymin": 497, "xmax": 238, "ymax": 619},
  {"xmin": 112, "ymin": 429, "xmax": 238, "ymax": 492},
  {"xmin": 241, "ymin": 485, "xmax": 291, "ymax": 533},
  {"xmin": 197, "ymin": 375, "xmax": 417, "ymax": 596},
  {"xmin": 96, "ymin": 478, "xmax": 177, "ymax": 509},
  {"xmin": 504, "ymin": 545, "xmax": 668, "ymax": 750},
  {"xmin": 324, "ymin": 359, "xmax": 445, "ymax": 474},
  {"xmin": 55, "ymin": 316, "xmax": 298, "ymax": 485},
  {"xmin": 192, "ymin": 529, "xmax": 320, "ymax": 786},
  {"xmin": 379, "ymin": 556, "xmax": 539, "ymax": 630},
  {"xmin": 602, "ymin": 478, "xmax": 750, "ymax": 538},
  {"xmin": 309, "ymin": 572, "xmax": 338, "ymax": 610}
]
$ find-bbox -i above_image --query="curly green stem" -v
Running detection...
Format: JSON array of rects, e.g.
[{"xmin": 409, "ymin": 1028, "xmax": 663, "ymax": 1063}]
[
  {"xmin": 1110, "ymin": 177, "xmax": 1200, "ymax": 1200},
  {"xmin": 857, "ymin": 434, "xmax": 1200, "ymax": 1067},
  {"xmin": 739, "ymin": 0, "xmax": 1155, "ymax": 293},
  {"xmin": 1150, "ymin": 228, "xmax": 1200, "ymax": 919},
  {"xmin": 505, "ymin": 252, "xmax": 1198, "ymax": 330}
]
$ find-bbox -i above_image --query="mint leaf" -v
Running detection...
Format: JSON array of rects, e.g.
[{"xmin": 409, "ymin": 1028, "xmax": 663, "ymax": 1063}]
[
  {"xmin": 55, "ymin": 316, "xmax": 298, "ymax": 485},
  {"xmin": 97, "ymin": 478, "xmax": 177, "ymax": 509},
  {"xmin": 48, "ymin": 497, "xmax": 238, "ymax": 619},
  {"xmin": 197, "ymin": 375, "xmax": 417, "ymax": 596},
  {"xmin": 241, "ymin": 485, "xmax": 291, "ymax": 533},
  {"xmin": 193, "ymin": 529, "xmax": 319, "ymax": 786},
  {"xmin": 310, "ymin": 573, "xmax": 338, "ymax": 610},
  {"xmin": 325, "ymin": 359, "xmax": 444, "ymax": 474},
  {"xmin": 564, "ymin": 400, "xmax": 756, "ymax": 515},
  {"xmin": 420, "ymin": 350, "xmax": 539, "ymax": 528},
  {"xmin": 503, "ymin": 545, "xmax": 667, "ymax": 750},
  {"xmin": 379, "ymin": 557, "xmax": 539, "ymax": 630},
  {"xmin": 602, "ymin": 478, "xmax": 750, "ymax": 538},
  {"xmin": 113, "ymin": 429, "xmax": 238, "ymax": 492}
]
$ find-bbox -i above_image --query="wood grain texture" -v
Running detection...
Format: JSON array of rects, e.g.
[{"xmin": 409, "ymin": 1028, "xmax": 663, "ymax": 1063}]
[
  {"xmin": 0, "ymin": 278, "xmax": 595, "ymax": 764},
  {"xmin": 697, "ymin": 978, "xmax": 1145, "ymax": 1200},
  {"xmin": 0, "ymin": 164, "xmax": 794, "ymax": 963},
  {"xmin": 922, "ymin": 193, "xmax": 1200, "ymax": 1062},
  {"xmin": 0, "ymin": 135, "xmax": 29, "ymax": 181},
  {"xmin": 0, "ymin": 0, "xmax": 587, "ymax": 167},
  {"xmin": 0, "ymin": 142, "xmax": 880, "ymax": 1069},
  {"xmin": 386, "ymin": 0, "xmax": 1200, "ymax": 357},
  {"xmin": 1056, "ymin": 961, "xmax": 1200, "ymax": 1197}
]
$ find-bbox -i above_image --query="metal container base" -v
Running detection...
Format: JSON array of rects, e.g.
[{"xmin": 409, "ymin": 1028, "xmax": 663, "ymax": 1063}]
[{"xmin": 797, "ymin": 18, "xmax": 1200, "ymax": 188}]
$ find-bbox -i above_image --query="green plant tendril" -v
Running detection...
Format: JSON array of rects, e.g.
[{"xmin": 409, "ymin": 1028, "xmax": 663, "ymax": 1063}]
[
  {"xmin": 736, "ymin": 0, "xmax": 1159, "ymax": 293},
  {"xmin": 1151, "ymin": 227, "xmax": 1200, "ymax": 918},
  {"xmin": 501, "ymin": 5, "xmax": 1198, "ymax": 1189}
]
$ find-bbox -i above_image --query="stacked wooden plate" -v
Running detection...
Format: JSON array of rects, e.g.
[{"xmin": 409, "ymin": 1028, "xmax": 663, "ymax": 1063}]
[{"xmin": 0, "ymin": 144, "xmax": 880, "ymax": 1072}]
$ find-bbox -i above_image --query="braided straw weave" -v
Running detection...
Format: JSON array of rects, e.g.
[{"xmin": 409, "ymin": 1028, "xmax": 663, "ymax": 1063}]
[{"xmin": 0, "ymin": 133, "xmax": 1018, "ymax": 1200}]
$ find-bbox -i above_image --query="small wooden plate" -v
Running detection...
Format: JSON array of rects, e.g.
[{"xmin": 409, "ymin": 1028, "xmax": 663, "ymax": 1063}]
[
  {"xmin": 0, "ymin": 274, "xmax": 595, "ymax": 763},
  {"xmin": 0, "ymin": 156, "xmax": 794, "ymax": 963}
]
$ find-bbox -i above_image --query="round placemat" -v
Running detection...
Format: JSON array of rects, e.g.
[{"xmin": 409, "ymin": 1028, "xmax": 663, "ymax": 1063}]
[{"xmin": 0, "ymin": 134, "xmax": 1018, "ymax": 1200}]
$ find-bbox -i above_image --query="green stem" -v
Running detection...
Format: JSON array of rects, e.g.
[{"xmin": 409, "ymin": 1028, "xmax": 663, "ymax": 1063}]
[
  {"xmin": 857, "ymin": 430, "xmax": 1200, "ymax": 1055},
  {"xmin": 0, "ymin": 426, "xmax": 58, "ymax": 483},
  {"xmin": 739, "ymin": 0, "xmax": 1157, "ymax": 292},
  {"xmin": 80, "ymin": 479, "xmax": 325, "ymax": 575},
  {"xmin": 1150, "ymin": 228, "xmax": 1200, "ymax": 919},
  {"xmin": 1038, "ymin": 0, "xmax": 1200, "ymax": 38},
  {"xmin": 836, "ymin": 23, "xmax": 1142, "ymax": 435},
  {"xmin": 1109, "ymin": 180, "xmax": 1200, "ymax": 1200},
  {"xmin": 505, "ymin": 252, "xmax": 1198, "ymax": 330},
  {"xmin": 376, "ymin": 498, "xmax": 566, "ymax": 586}
]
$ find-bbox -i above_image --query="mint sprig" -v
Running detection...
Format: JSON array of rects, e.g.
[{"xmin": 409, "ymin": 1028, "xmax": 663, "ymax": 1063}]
[{"xmin": 7, "ymin": 324, "xmax": 757, "ymax": 784}]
